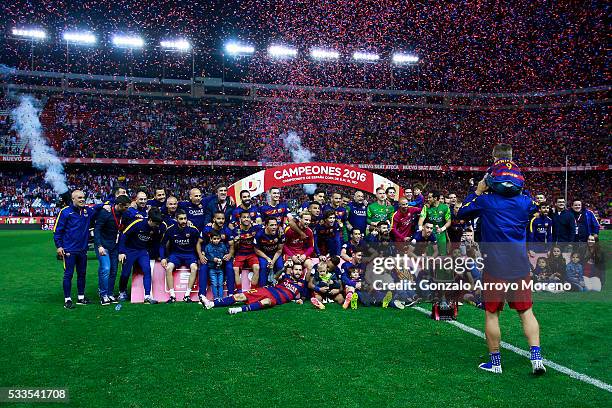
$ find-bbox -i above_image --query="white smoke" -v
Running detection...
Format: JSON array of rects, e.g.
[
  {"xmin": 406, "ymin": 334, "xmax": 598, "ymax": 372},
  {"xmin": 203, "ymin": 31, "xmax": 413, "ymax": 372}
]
[
  {"xmin": 282, "ymin": 131, "xmax": 317, "ymax": 194},
  {"xmin": 10, "ymin": 95, "xmax": 68, "ymax": 194},
  {"xmin": 0, "ymin": 64, "xmax": 17, "ymax": 76}
]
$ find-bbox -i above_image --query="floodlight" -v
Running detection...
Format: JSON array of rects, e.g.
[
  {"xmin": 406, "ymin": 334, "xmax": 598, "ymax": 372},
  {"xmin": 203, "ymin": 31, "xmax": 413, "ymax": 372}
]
[
  {"xmin": 112, "ymin": 35, "xmax": 144, "ymax": 48},
  {"xmin": 63, "ymin": 31, "xmax": 96, "ymax": 45},
  {"xmin": 225, "ymin": 42, "xmax": 255, "ymax": 55},
  {"xmin": 392, "ymin": 53, "xmax": 419, "ymax": 64},
  {"xmin": 268, "ymin": 45, "xmax": 298, "ymax": 59},
  {"xmin": 160, "ymin": 39, "xmax": 191, "ymax": 51},
  {"xmin": 310, "ymin": 48, "xmax": 339, "ymax": 60},
  {"xmin": 12, "ymin": 28, "xmax": 46, "ymax": 40},
  {"xmin": 352, "ymin": 51, "xmax": 380, "ymax": 62}
]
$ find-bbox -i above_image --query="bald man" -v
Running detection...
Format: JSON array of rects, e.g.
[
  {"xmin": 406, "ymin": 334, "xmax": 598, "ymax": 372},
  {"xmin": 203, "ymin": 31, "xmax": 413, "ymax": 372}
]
[
  {"xmin": 53, "ymin": 190, "xmax": 101, "ymax": 309},
  {"xmin": 178, "ymin": 188, "xmax": 206, "ymax": 230},
  {"xmin": 125, "ymin": 191, "xmax": 149, "ymax": 224}
]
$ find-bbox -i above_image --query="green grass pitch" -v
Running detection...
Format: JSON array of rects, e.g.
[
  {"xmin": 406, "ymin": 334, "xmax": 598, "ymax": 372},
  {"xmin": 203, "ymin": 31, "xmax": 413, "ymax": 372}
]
[{"xmin": 0, "ymin": 230, "xmax": 610, "ymax": 407}]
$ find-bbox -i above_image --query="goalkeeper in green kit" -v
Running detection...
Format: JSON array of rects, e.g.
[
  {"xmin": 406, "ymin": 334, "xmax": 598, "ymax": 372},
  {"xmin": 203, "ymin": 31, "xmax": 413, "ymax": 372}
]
[
  {"xmin": 418, "ymin": 191, "xmax": 451, "ymax": 255},
  {"xmin": 366, "ymin": 187, "xmax": 395, "ymax": 234}
]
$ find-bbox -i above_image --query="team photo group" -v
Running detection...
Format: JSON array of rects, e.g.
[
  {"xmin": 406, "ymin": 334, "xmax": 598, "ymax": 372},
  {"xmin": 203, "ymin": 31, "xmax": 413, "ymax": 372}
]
[{"xmin": 53, "ymin": 144, "xmax": 604, "ymax": 376}]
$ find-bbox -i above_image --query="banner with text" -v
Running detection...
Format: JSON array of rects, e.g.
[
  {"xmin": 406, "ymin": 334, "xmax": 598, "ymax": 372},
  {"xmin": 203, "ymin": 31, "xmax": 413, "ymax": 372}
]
[{"xmin": 228, "ymin": 162, "xmax": 403, "ymax": 205}]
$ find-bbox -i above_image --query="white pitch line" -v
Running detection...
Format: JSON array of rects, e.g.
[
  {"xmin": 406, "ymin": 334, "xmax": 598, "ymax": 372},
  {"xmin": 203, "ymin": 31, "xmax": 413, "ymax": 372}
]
[{"xmin": 412, "ymin": 306, "xmax": 612, "ymax": 393}]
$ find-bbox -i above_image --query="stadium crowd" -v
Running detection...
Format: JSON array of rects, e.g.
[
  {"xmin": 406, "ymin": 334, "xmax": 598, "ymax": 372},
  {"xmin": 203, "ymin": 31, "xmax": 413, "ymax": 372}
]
[
  {"xmin": 1, "ymin": 169, "xmax": 610, "ymax": 220},
  {"xmin": 2, "ymin": 1, "xmax": 607, "ymax": 93},
  {"xmin": 41, "ymin": 94, "xmax": 609, "ymax": 167}
]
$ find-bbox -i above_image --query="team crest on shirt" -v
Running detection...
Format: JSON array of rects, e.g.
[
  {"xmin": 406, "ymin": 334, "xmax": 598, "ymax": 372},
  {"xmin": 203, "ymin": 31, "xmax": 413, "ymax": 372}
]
[{"xmin": 186, "ymin": 233, "xmax": 191, "ymax": 238}]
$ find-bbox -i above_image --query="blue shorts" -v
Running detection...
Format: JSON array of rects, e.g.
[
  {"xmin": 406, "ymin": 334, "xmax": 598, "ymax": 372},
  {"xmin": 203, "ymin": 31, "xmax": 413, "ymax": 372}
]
[{"xmin": 167, "ymin": 253, "xmax": 198, "ymax": 267}]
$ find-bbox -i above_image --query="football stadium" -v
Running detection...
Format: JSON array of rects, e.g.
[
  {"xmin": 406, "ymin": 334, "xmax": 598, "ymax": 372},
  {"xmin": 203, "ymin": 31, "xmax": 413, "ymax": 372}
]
[{"xmin": 0, "ymin": 1, "xmax": 610, "ymax": 407}]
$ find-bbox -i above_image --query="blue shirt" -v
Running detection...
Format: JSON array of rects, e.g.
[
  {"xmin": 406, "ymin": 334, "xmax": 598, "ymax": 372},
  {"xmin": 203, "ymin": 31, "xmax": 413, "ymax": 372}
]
[
  {"xmin": 53, "ymin": 205, "xmax": 97, "ymax": 252},
  {"xmin": 347, "ymin": 202, "xmax": 368, "ymax": 233},
  {"xmin": 177, "ymin": 201, "xmax": 206, "ymax": 231},
  {"xmin": 254, "ymin": 228, "xmax": 285, "ymax": 256},
  {"xmin": 259, "ymin": 202, "xmax": 289, "ymax": 224},
  {"xmin": 160, "ymin": 224, "xmax": 200, "ymax": 257},
  {"xmin": 124, "ymin": 206, "xmax": 148, "ymax": 224},
  {"xmin": 160, "ymin": 212, "xmax": 178, "ymax": 236},
  {"xmin": 323, "ymin": 204, "xmax": 348, "ymax": 223},
  {"xmin": 528, "ymin": 215, "xmax": 553, "ymax": 243},
  {"xmin": 231, "ymin": 205, "xmax": 260, "ymax": 225},
  {"xmin": 457, "ymin": 192, "xmax": 538, "ymax": 279},
  {"xmin": 204, "ymin": 242, "xmax": 229, "ymax": 269},
  {"xmin": 118, "ymin": 219, "xmax": 159, "ymax": 253},
  {"xmin": 199, "ymin": 225, "xmax": 232, "ymax": 245}
]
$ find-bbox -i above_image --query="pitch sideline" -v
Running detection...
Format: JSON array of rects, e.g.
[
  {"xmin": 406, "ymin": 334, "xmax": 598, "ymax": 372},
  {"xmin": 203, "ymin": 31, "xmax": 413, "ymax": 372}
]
[{"xmin": 412, "ymin": 306, "xmax": 612, "ymax": 393}]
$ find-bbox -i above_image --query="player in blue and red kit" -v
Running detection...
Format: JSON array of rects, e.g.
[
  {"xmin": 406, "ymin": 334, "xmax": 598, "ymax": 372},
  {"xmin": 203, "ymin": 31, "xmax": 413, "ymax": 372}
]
[
  {"xmin": 160, "ymin": 209, "xmax": 200, "ymax": 303},
  {"xmin": 314, "ymin": 210, "xmax": 342, "ymax": 257},
  {"xmin": 258, "ymin": 187, "xmax": 289, "ymax": 225},
  {"xmin": 231, "ymin": 210, "xmax": 263, "ymax": 289},
  {"xmin": 231, "ymin": 190, "xmax": 261, "ymax": 227},
  {"xmin": 323, "ymin": 192, "xmax": 348, "ymax": 227},
  {"xmin": 201, "ymin": 263, "xmax": 308, "ymax": 314},
  {"xmin": 340, "ymin": 228, "xmax": 363, "ymax": 262},
  {"xmin": 457, "ymin": 144, "xmax": 544, "ymax": 376},
  {"xmin": 254, "ymin": 217, "xmax": 285, "ymax": 286},
  {"xmin": 118, "ymin": 207, "xmax": 164, "ymax": 304}
]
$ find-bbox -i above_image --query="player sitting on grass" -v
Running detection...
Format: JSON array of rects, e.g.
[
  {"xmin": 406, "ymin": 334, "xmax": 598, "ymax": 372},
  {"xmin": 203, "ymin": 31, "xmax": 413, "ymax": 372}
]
[
  {"xmin": 310, "ymin": 259, "xmax": 343, "ymax": 309},
  {"xmin": 341, "ymin": 266, "xmax": 363, "ymax": 310},
  {"xmin": 160, "ymin": 209, "xmax": 200, "ymax": 303},
  {"xmin": 201, "ymin": 262, "xmax": 308, "ymax": 314}
]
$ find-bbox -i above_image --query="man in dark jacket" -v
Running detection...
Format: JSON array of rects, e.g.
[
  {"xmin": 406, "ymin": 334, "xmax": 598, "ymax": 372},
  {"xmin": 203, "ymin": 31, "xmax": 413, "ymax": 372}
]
[
  {"xmin": 94, "ymin": 195, "xmax": 131, "ymax": 305},
  {"xmin": 204, "ymin": 184, "xmax": 235, "ymax": 226},
  {"xmin": 551, "ymin": 197, "xmax": 575, "ymax": 245}
]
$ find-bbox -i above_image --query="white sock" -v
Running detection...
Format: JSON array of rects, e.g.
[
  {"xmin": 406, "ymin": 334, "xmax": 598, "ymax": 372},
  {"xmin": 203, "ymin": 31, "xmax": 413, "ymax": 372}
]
[
  {"xmin": 65, "ymin": 297, "xmax": 71, "ymax": 302},
  {"xmin": 77, "ymin": 295, "xmax": 84, "ymax": 300},
  {"xmin": 184, "ymin": 289, "xmax": 191, "ymax": 297},
  {"xmin": 169, "ymin": 289, "xmax": 175, "ymax": 297},
  {"xmin": 144, "ymin": 295, "xmax": 151, "ymax": 300}
]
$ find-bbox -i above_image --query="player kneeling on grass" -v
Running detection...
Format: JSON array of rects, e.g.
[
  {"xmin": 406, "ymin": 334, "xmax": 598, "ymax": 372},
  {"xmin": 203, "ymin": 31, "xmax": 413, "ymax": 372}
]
[
  {"xmin": 202, "ymin": 263, "xmax": 308, "ymax": 314},
  {"xmin": 310, "ymin": 259, "xmax": 343, "ymax": 309},
  {"xmin": 160, "ymin": 209, "xmax": 200, "ymax": 303}
]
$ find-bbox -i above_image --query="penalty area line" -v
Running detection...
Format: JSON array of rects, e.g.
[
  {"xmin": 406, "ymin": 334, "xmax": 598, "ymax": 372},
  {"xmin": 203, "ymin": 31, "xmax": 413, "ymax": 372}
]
[{"xmin": 412, "ymin": 306, "xmax": 612, "ymax": 393}]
